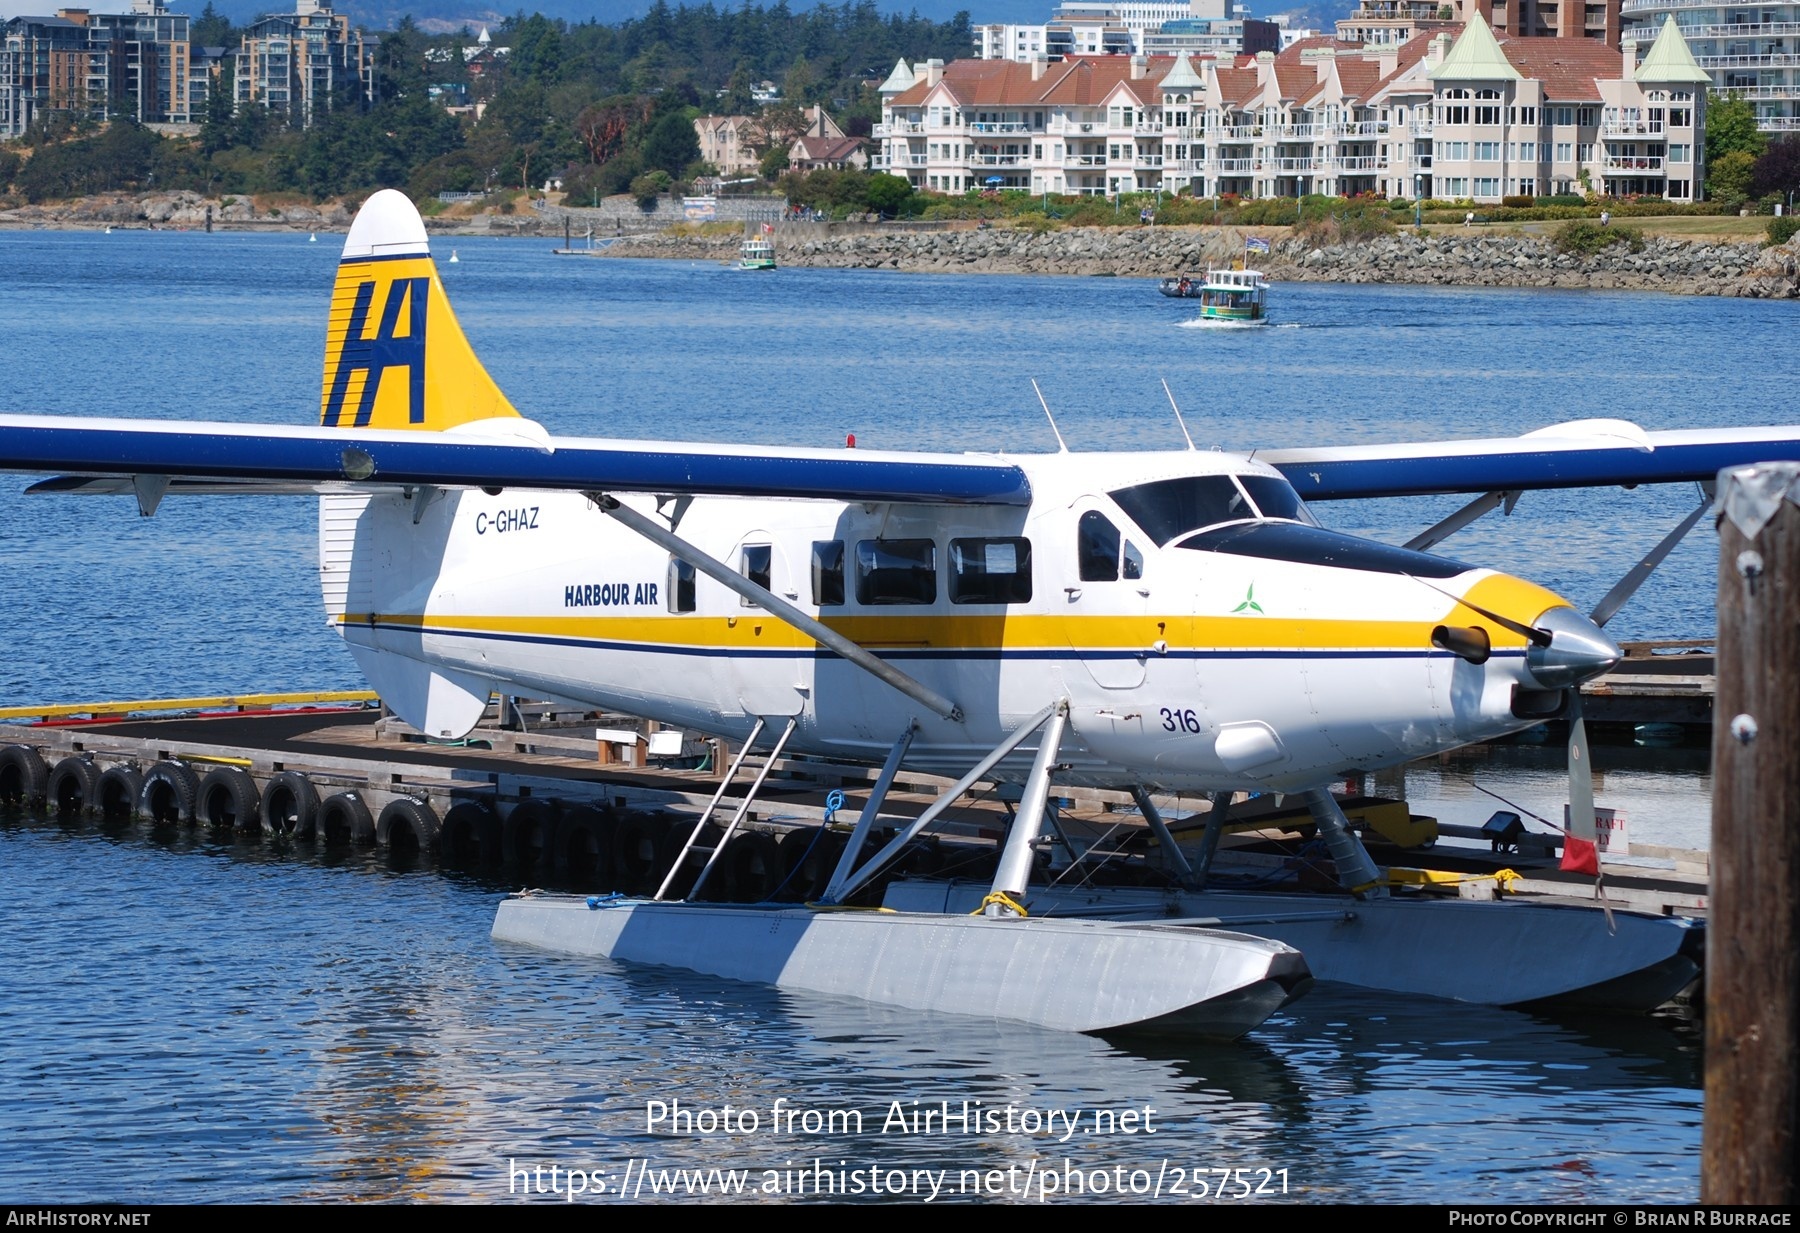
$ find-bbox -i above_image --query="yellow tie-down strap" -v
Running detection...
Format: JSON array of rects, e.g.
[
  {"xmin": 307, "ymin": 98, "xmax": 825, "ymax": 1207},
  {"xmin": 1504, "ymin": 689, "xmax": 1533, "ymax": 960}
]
[{"xmin": 1381, "ymin": 867, "xmax": 1522, "ymax": 893}]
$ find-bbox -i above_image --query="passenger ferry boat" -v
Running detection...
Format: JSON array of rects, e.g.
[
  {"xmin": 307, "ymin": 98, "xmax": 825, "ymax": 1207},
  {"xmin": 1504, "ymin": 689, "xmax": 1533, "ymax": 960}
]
[
  {"xmin": 739, "ymin": 232, "xmax": 776, "ymax": 271},
  {"xmin": 1160, "ymin": 268, "xmax": 1269, "ymax": 323}
]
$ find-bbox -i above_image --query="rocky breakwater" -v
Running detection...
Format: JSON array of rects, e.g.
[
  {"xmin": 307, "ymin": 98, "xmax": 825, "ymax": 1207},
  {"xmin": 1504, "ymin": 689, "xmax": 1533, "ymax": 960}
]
[
  {"xmin": 1275, "ymin": 230, "xmax": 1798, "ymax": 298},
  {"xmin": 607, "ymin": 223, "xmax": 1800, "ymax": 298},
  {"xmin": 0, "ymin": 190, "xmax": 353, "ymax": 229}
]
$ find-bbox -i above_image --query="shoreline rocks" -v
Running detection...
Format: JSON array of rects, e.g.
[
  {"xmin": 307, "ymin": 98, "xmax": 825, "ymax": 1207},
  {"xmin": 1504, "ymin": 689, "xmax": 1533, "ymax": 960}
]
[{"xmin": 607, "ymin": 223, "xmax": 1800, "ymax": 299}]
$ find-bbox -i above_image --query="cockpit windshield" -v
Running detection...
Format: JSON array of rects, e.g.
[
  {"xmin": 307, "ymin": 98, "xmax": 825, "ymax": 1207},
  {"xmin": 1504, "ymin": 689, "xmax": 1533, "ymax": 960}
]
[{"xmin": 1109, "ymin": 473, "xmax": 1318, "ymax": 546}]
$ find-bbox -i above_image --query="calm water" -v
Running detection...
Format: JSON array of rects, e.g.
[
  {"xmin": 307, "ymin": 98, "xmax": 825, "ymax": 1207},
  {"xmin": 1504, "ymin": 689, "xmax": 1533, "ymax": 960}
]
[{"xmin": 1, "ymin": 227, "xmax": 1787, "ymax": 1203}]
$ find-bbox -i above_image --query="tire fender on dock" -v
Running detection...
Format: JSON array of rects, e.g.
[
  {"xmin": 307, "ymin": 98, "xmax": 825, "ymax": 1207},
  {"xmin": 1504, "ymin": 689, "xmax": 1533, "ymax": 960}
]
[
  {"xmin": 441, "ymin": 799, "xmax": 502, "ymax": 866},
  {"xmin": 0, "ymin": 745, "xmax": 50, "ymax": 809},
  {"xmin": 611, "ymin": 810, "xmax": 670, "ymax": 893},
  {"xmin": 138, "ymin": 761, "xmax": 199, "ymax": 826},
  {"xmin": 502, "ymin": 799, "xmax": 559, "ymax": 871},
  {"xmin": 47, "ymin": 756, "xmax": 101, "ymax": 818},
  {"xmin": 550, "ymin": 804, "xmax": 616, "ymax": 882},
  {"xmin": 377, "ymin": 797, "xmax": 441, "ymax": 854},
  {"xmin": 260, "ymin": 771, "xmax": 320, "ymax": 838},
  {"xmin": 319, "ymin": 792, "xmax": 375, "ymax": 846},
  {"xmin": 96, "ymin": 766, "xmax": 144, "ymax": 822},
  {"xmin": 197, "ymin": 766, "xmax": 261, "ymax": 830}
]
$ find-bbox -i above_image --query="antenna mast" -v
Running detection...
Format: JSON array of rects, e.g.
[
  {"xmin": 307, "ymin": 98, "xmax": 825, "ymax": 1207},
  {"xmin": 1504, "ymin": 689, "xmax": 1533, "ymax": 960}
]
[
  {"xmin": 1162, "ymin": 378, "xmax": 1197, "ymax": 451},
  {"xmin": 1032, "ymin": 379, "xmax": 1069, "ymax": 453}
]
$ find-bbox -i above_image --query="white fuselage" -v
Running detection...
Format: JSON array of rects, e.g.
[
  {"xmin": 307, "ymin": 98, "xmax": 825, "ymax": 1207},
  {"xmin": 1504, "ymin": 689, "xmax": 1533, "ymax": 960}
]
[{"xmin": 322, "ymin": 449, "xmax": 1567, "ymax": 793}]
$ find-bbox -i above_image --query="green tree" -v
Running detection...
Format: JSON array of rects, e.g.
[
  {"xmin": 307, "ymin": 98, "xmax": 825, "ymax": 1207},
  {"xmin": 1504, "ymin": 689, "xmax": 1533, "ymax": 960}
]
[
  {"xmin": 640, "ymin": 109, "xmax": 700, "ymax": 175},
  {"xmin": 1705, "ymin": 92, "xmax": 1767, "ymax": 166},
  {"xmin": 1709, "ymin": 149, "xmax": 1759, "ymax": 206},
  {"xmin": 191, "ymin": 2, "xmax": 236, "ymax": 49},
  {"xmin": 862, "ymin": 171, "xmax": 914, "ymax": 217}
]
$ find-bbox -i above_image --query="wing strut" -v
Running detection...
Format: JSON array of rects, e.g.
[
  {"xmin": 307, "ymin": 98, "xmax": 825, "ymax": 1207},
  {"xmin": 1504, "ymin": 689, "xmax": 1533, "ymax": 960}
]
[
  {"xmin": 1403, "ymin": 489, "xmax": 1520, "ymax": 552},
  {"xmin": 589, "ymin": 492, "xmax": 963, "ymax": 723}
]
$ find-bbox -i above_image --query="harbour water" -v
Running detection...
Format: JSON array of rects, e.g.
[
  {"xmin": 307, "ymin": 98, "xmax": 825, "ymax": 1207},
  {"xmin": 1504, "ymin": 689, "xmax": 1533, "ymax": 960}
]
[{"xmin": 1, "ymin": 227, "xmax": 1787, "ymax": 1203}]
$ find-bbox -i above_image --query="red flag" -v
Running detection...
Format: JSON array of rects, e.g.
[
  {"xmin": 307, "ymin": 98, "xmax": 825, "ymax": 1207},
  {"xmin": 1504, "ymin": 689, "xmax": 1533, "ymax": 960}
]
[{"xmin": 1560, "ymin": 833, "xmax": 1599, "ymax": 876}]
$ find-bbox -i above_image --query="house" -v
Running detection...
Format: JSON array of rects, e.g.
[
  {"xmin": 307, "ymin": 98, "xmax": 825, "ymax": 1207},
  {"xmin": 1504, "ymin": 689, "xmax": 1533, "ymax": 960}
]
[{"xmin": 873, "ymin": 15, "xmax": 1710, "ymax": 203}]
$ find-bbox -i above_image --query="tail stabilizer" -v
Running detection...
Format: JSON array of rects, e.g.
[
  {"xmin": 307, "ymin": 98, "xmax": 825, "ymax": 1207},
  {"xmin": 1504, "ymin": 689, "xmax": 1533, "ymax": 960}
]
[{"xmin": 321, "ymin": 189, "xmax": 521, "ymax": 432}]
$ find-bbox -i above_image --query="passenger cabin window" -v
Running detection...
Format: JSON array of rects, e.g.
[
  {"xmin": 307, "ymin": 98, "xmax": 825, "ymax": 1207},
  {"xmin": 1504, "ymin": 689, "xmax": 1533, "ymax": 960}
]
[
  {"xmin": 949, "ymin": 537, "xmax": 1032, "ymax": 604},
  {"xmin": 740, "ymin": 544, "xmax": 771, "ymax": 607},
  {"xmin": 668, "ymin": 557, "xmax": 696, "ymax": 613},
  {"xmin": 855, "ymin": 539, "xmax": 936, "ymax": 605},
  {"xmin": 812, "ymin": 540, "xmax": 845, "ymax": 606},
  {"xmin": 1078, "ymin": 512, "xmax": 1142, "ymax": 582}
]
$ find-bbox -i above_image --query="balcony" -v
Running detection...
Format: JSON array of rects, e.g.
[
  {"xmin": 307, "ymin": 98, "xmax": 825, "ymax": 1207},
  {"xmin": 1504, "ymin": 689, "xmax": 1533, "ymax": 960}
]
[
  {"xmin": 1714, "ymin": 84, "xmax": 1800, "ymax": 98},
  {"xmin": 1274, "ymin": 123, "xmax": 1325, "ymax": 138},
  {"xmin": 1048, "ymin": 118, "xmax": 1101, "ymax": 134},
  {"xmin": 1218, "ymin": 124, "xmax": 1260, "ymax": 141},
  {"xmin": 1135, "ymin": 154, "xmax": 1164, "ymax": 168},
  {"xmin": 1682, "ymin": 22, "xmax": 1800, "ymax": 36},
  {"xmin": 1338, "ymin": 155, "xmax": 1387, "ymax": 171},
  {"xmin": 969, "ymin": 154, "xmax": 1029, "ymax": 167},
  {"xmin": 1133, "ymin": 121, "xmax": 1164, "ymax": 135},
  {"xmin": 874, "ymin": 121, "xmax": 924, "ymax": 136},
  {"xmin": 1408, "ymin": 119, "xmax": 1434, "ymax": 135},
  {"xmin": 969, "ymin": 121, "xmax": 1032, "ymax": 134},
  {"xmin": 1272, "ymin": 157, "xmax": 1319, "ymax": 172},
  {"xmin": 1604, "ymin": 155, "xmax": 1666, "ymax": 172},
  {"xmin": 1696, "ymin": 52, "xmax": 1800, "ymax": 66},
  {"xmin": 1214, "ymin": 157, "xmax": 1254, "ymax": 172},
  {"xmin": 1603, "ymin": 118, "xmax": 1666, "ymax": 135},
  {"xmin": 1064, "ymin": 154, "xmax": 1107, "ymax": 167},
  {"xmin": 1335, "ymin": 120, "xmax": 1390, "ymax": 136}
]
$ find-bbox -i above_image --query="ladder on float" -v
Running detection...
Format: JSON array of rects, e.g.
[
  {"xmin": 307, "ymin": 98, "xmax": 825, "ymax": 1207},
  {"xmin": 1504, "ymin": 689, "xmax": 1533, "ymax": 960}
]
[{"xmin": 653, "ymin": 716, "xmax": 798, "ymax": 902}]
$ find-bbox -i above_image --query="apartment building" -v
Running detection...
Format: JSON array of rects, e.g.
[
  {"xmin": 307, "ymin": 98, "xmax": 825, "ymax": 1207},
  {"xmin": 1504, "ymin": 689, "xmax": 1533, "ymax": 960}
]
[
  {"xmin": 0, "ymin": 0, "xmax": 191, "ymax": 137},
  {"xmin": 233, "ymin": 0, "xmax": 375, "ymax": 128},
  {"xmin": 875, "ymin": 15, "xmax": 1710, "ymax": 202},
  {"xmin": 1623, "ymin": 0, "xmax": 1800, "ymax": 132}
]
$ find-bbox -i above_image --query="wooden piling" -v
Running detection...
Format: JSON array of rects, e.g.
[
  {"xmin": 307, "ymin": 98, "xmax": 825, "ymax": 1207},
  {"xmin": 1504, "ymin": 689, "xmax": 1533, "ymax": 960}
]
[{"xmin": 1703, "ymin": 463, "xmax": 1800, "ymax": 1204}]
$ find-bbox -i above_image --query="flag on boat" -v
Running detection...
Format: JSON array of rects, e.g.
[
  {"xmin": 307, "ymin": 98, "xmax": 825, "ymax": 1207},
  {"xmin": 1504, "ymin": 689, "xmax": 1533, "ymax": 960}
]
[
  {"xmin": 762, "ymin": 222, "xmax": 775, "ymax": 234},
  {"xmin": 1245, "ymin": 236, "xmax": 1271, "ymax": 255}
]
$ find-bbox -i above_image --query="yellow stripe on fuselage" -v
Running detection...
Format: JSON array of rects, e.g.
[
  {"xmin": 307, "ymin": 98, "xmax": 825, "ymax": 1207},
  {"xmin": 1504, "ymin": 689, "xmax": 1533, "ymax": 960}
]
[{"xmin": 339, "ymin": 576, "xmax": 1570, "ymax": 654}]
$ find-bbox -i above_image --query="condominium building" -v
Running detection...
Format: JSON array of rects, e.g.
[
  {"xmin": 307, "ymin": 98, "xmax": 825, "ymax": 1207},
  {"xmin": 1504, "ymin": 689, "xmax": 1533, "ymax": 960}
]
[
  {"xmin": 233, "ymin": 0, "xmax": 375, "ymax": 128},
  {"xmin": 874, "ymin": 15, "xmax": 1710, "ymax": 202},
  {"xmin": 974, "ymin": 0, "xmax": 1232, "ymax": 60},
  {"xmin": 0, "ymin": 0, "xmax": 191, "ymax": 137},
  {"xmin": 1622, "ymin": 0, "xmax": 1800, "ymax": 132}
]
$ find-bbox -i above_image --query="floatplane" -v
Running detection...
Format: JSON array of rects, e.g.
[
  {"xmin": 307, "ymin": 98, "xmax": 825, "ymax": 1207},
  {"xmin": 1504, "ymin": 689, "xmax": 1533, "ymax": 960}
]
[{"xmin": 2, "ymin": 191, "xmax": 1794, "ymax": 1036}]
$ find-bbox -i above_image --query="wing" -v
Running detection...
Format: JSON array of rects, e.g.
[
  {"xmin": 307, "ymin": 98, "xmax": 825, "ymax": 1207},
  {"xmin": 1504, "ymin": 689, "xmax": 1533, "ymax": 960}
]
[
  {"xmin": 0, "ymin": 189, "xmax": 1028, "ymax": 510},
  {"xmin": 0, "ymin": 414, "xmax": 1031, "ymax": 507},
  {"xmin": 1259, "ymin": 419, "xmax": 1800, "ymax": 500}
]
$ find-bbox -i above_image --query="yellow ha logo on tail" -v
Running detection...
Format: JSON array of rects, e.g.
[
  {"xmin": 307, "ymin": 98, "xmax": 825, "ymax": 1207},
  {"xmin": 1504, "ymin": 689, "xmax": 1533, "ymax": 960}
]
[{"xmin": 320, "ymin": 190, "xmax": 519, "ymax": 431}]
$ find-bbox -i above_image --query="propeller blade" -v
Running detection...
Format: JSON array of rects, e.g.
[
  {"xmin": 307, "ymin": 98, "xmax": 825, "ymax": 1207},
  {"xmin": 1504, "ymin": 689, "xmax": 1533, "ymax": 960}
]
[
  {"xmin": 1560, "ymin": 691, "xmax": 1601, "ymax": 877},
  {"xmin": 1408, "ymin": 576, "xmax": 1553, "ymax": 647}
]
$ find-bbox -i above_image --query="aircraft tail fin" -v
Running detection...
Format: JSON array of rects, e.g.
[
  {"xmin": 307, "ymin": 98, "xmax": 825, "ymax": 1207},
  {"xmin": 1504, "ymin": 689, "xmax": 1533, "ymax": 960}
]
[{"xmin": 320, "ymin": 190, "xmax": 521, "ymax": 432}]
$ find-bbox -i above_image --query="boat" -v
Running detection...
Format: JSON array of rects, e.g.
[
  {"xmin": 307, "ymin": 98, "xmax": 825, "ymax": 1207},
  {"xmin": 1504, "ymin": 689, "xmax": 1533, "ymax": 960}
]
[
  {"xmin": 1161, "ymin": 268, "xmax": 1269, "ymax": 322},
  {"xmin": 739, "ymin": 231, "xmax": 776, "ymax": 271}
]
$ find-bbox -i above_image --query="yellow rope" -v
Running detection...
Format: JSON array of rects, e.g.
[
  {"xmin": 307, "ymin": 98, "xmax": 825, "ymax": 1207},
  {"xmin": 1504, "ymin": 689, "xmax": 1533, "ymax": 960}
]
[{"xmin": 972, "ymin": 891, "xmax": 1028, "ymax": 917}]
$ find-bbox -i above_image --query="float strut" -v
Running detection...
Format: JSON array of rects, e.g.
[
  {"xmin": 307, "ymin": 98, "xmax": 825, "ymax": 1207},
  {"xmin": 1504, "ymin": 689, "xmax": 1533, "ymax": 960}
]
[
  {"xmin": 822, "ymin": 720, "xmax": 917, "ymax": 903},
  {"xmin": 1131, "ymin": 786, "xmax": 1197, "ymax": 887},
  {"xmin": 988, "ymin": 700, "xmax": 1070, "ymax": 915},
  {"xmin": 832, "ymin": 700, "xmax": 1061, "ymax": 903},
  {"xmin": 1302, "ymin": 788, "xmax": 1388, "ymax": 899}
]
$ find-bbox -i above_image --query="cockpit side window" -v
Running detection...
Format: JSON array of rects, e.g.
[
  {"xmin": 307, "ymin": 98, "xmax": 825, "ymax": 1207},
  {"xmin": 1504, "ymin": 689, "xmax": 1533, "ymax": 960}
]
[
  {"xmin": 1079, "ymin": 511, "xmax": 1121, "ymax": 581},
  {"xmin": 1238, "ymin": 475, "xmax": 1320, "ymax": 526},
  {"xmin": 1110, "ymin": 475, "xmax": 1250, "ymax": 545}
]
